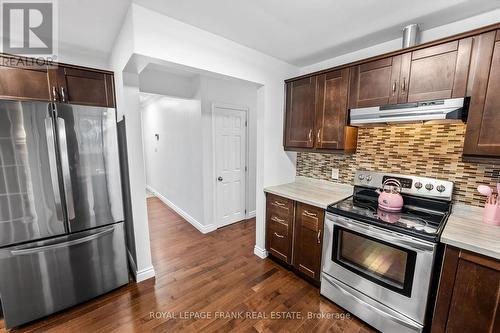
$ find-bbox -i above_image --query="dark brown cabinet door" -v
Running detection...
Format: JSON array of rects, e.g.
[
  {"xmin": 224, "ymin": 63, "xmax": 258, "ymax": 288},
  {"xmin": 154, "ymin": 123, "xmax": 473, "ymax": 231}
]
[
  {"xmin": 401, "ymin": 39, "xmax": 472, "ymax": 103},
  {"xmin": 315, "ymin": 68, "xmax": 356, "ymax": 151},
  {"xmin": 349, "ymin": 56, "xmax": 402, "ymax": 108},
  {"xmin": 0, "ymin": 58, "xmax": 52, "ymax": 101},
  {"xmin": 57, "ymin": 67, "xmax": 115, "ymax": 107},
  {"xmin": 284, "ymin": 77, "xmax": 316, "ymax": 149},
  {"xmin": 292, "ymin": 202, "xmax": 324, "ymax": 281},
  {"xmin": 432, "ymin": 246, "xmax": 500, "ymax": 333},
  {"xmin": 266, "ymin": 194, "xmax": 294, "ymax": 264},
  {"xmin": 463, "ymin": 30, "xmax": 500, "ymax": 158}
]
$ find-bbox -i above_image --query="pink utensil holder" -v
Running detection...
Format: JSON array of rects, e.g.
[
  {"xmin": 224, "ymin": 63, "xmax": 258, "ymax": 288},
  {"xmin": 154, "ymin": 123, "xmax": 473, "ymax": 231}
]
[{"xmin": 483, "ymin": 203, "xmax": 500, "ymax": 226}]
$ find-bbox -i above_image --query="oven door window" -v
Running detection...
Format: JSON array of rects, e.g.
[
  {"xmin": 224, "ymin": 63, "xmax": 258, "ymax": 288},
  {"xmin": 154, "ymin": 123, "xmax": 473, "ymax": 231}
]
[{"xmin": 332, "ymin": 226, "xmax": 416, "ymax": 297}]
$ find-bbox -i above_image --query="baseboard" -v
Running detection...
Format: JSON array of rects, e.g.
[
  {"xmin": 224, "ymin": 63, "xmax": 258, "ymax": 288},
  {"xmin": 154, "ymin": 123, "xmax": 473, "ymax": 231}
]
[
  {"xmin": 246, "ymin": 210, "xmax": 256, "ymax": 219},
  {"xmin": 146, "ymin": 185, "xmax": 217, "ymax": 234},
  {"xmin": 136, "ymin": 266, "xmax": 156, "ymax": 283},
  {"xmin": 254, "ymin": 245, "xmax": 268, "ymax": 259},
  {"xmin": 127, "ymin": 250, "xmax": 156, "ymax": 283}
]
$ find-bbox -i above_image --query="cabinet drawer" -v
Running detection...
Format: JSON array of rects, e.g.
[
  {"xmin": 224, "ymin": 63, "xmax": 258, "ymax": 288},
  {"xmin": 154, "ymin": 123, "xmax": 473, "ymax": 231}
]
[
  {"xmin": 267, "ymin": 220, "xmax": 291, "ymax": 263},
  {"xmin": 0, "ymin": 223, "xmax": 128, "ymax": 329},
  {"xmin": 267, "ymin": 193, "xmax": 293, "ymax": 217}
]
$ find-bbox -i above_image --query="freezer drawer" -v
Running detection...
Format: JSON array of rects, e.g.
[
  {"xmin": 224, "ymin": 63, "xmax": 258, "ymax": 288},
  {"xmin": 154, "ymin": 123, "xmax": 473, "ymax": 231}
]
[{"xmin": 0, "ymin": 223, "xmax": 129, "ymax": 329}]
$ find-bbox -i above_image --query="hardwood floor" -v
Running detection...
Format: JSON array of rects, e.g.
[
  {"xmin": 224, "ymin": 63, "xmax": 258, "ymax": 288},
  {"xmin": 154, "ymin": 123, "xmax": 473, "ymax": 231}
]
[{"xmin": 1, "ymin": 197, "xmax": 375, "ymax": 333}]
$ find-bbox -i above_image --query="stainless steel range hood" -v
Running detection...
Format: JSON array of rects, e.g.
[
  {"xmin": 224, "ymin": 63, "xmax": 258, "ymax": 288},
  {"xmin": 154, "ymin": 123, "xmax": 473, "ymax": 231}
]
[{"xmin": 349, "ymin": 97, "xmax": 469, "ymax": 127}]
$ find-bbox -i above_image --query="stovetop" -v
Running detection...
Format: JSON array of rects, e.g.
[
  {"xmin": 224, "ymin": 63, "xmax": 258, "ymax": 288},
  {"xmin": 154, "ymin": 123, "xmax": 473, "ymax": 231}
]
[{"xmin": 327, "ymin": 188, "xmax": 451, "ymax": 242}]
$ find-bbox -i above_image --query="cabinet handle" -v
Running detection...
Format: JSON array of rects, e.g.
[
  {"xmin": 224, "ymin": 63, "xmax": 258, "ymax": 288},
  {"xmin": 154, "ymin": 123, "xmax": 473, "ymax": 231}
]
[
  {"xmin": 303, "ymin": 210, "xmax": 317, "ymax": 218},
  {"xmin": 308, "ymin": 129, "xmax": 313, "ymax": 143},
  {"xmin": 271, "ymin": 216, "xmax": 285, "ymax": 223},
  {"xmin": 317, "ymin": 129, "xmax": 321, "ymax": 143},
  {"xmin": 274, "ymin": 201, "xmax": 286, "ymax": 207},
  {"xmin": 392, "ymin": 81, "xmax": 397, "ymax": 95},
  {"xmin": 52, "ymin": 86, "xmax": 58, "ymax": 101},
  {"xmin": 60, "ymin": 86, "xmax": 66, "ymax": 103},
  {"xmin": 317, "ymin": 230, "xmax": 322, "ymax": 244},
  {"xmin": 274, "ymin": 232, "xmax": 285, "ymax": 239},
  {"xmin": 401, "ymin": 78, "xmax": 406, "ymax": 94}
]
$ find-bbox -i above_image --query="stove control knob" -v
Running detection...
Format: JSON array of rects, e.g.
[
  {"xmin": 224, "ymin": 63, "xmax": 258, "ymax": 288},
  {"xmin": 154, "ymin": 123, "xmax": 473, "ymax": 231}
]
[
  {"xmin": 437, "ymin": 185, "xmax": 446, "ymax": 193},
  {"xmin": 425, "ymin": 183, "xmax": 434, "ymax": 191},
  {"xmin": 414, "ymin": 182, "xmax": 423, "ymax": 189},
  {"xmin": 366, "ymin": 175, "xmax": 372, "ymax": 182},
  {"xmin": 358, "ymin": 174, "xmax": 365, "ymax": 180}
]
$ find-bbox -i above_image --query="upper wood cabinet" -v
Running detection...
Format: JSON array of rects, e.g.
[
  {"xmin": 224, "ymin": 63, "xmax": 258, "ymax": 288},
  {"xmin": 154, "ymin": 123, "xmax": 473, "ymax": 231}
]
[
  {"xmin": 0, "ymin": 55, "xmax": 115, "ymax": 107},
  {"xmin": 284, "ymin": 70, "xmax": 357, "ymax": 153},
  {"xmin": 349, "ymin": 39, "xmax": 472, "ymax": 108},
  {"xmin": 401, "ymin": 39, "xmax": 472, "ymax": 103},
  {"xmin": 463, "ymin": 30, "xmax": 500, "ymax": 159},
  {"xmin": 284, "ymin": 77, "xmax": 316, "ymax": 149},
  {"xmin": 431, "ymin": 246, "xmax": 500, "ymax": 333},
  {"xmin": 0, "ymin": 57, "xmax": 52, "ymax": 101},
  {"xmin": 292, "ymin": 202, "xmax": 325, "ymax": 282},
  {"xmin": 315, "ymin": 68, "xmax": 357, "ymax": 151},
  {"xmin": 349, "ymin": 56, "xmax": 402, "ymax": 108},
  {"xmin": 56, "ymin": 67, "xmax": 115, "ymax": 108}
]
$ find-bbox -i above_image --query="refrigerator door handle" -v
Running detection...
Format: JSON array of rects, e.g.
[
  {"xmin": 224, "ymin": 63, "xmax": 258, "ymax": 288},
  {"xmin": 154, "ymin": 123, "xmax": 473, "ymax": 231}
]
[
  {"xmin": 56, "ymin": 117, "xmax": 76, "ymax": 220},
  {"xmin": 44, "ymin": 117, "xmax": 64, "ymax": 222},
  {"xmin": 10, "ymin": 227, "xmax": 115, "ymax": 255}
]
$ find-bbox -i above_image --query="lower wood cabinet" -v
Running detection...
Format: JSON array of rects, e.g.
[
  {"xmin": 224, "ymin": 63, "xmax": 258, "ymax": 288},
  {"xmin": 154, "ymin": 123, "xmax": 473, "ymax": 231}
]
[
  {"xmin": 266, "ymin": 194, "xmax": 294, "ymax": 263},
  {"xmin": 265, "ymin": 193, "xmax": 325, "ymax": 284},
  {"xmin": 431, "ymin": 245, "xmax": 500, "ymax": 333},
  {"xmin": 293, "ymin": 202, "xmax": 325, "ymax": 281}
]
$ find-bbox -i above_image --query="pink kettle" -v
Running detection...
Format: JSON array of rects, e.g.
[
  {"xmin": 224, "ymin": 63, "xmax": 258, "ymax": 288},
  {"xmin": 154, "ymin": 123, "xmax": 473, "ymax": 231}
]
[{"xmin": 376, "ymin": 178, "xmax": 404, "ymax": 212}]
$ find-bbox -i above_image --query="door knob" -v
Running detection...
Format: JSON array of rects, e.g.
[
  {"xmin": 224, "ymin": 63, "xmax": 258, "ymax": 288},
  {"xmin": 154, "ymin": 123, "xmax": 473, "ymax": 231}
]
[{"xmin": 217, "ymin": 176, "xmax": 223, "ymax": 182}]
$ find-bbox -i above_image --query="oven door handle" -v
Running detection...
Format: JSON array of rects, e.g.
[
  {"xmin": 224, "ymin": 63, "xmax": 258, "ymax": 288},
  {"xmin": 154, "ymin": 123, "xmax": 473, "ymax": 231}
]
[
  {"xmin": 322, "ymin": 273, "xmax": 422, "ymax": 331},
  {"xmin": 328, "ymin": 215, "xmax": 435, "ymax": 252}
]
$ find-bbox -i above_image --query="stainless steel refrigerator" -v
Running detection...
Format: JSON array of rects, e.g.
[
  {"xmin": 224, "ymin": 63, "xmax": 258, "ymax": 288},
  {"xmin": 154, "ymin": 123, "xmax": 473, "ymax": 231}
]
[{"xmin": 0, "ymin": 100, "xmax": 128, "ymax": 328}]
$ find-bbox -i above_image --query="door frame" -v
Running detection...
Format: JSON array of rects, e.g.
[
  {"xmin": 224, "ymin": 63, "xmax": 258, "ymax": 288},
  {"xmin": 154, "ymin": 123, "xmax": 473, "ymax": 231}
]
[{"xmin": 211, "ymin": 103, "xmax": 249, "ymax": 228}]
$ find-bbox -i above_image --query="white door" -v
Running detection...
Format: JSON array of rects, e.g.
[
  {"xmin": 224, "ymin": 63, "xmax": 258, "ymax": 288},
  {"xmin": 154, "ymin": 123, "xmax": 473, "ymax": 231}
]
[{"xmin": 213, "ymin": 105, "xmax": 247, "ymax": 228}]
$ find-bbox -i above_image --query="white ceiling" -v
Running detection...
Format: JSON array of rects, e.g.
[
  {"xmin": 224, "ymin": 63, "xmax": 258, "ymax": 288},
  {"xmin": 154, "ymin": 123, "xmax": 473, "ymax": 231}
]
[
  {"xmin": 57, "ymin": 0, "xmax": 500, "ymax": 67},
  {"xmin": 57, "ymin": 0, "xmax": 131, "ymax": 62},
  {"xmin": 133, "ymin": 0, "xmax": 500, "ymax": 66}
]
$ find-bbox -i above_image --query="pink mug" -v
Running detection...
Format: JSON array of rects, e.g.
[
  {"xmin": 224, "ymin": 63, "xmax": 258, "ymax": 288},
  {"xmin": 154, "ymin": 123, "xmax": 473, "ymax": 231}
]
[{"xmin": 483, "ymin": 203, "xmax": 500, "ymax": 226}]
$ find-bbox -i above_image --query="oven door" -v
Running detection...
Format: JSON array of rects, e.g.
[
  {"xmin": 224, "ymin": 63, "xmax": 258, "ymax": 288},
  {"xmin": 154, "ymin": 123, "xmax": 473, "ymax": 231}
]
[{"xmin": 322, "ymin": 213, "xmax": 436, "ymax": 324}]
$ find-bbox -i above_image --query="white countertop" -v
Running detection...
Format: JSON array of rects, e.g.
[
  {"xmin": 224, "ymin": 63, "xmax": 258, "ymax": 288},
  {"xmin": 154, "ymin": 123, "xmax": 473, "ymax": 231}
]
[
  {"xmin": 264, "ymin": 176, "xmax": 353, "ymax": 209},
  {"xmin": 442, "ymin": 204, "xmax": 500, "ymax": 260}
]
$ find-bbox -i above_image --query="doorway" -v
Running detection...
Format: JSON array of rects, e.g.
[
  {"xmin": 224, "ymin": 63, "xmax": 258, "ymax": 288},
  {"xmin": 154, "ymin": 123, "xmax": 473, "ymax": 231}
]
[{"xmin": 212, "ymin": 104, "xmax": 248, "ymax": 228}]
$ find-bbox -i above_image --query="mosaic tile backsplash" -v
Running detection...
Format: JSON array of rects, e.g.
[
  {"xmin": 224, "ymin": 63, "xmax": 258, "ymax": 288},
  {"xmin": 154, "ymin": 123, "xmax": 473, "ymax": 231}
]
[{"xmin": 296, "ymin": 123, "xmax": 500, "ymax": 207}]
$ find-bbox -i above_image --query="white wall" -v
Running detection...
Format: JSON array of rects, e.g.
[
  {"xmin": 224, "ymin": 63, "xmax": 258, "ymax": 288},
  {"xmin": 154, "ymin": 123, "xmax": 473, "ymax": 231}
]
[
  {"xmin": 139, "ymin": 69, "xmax": 197, "ymax": 99},
  {"xmin": 109, "ymin": 8, "xmax": 156, "ymax": 282},
  {"xmin": 300, "ymin": 7, "xmax": 500, "ymax": 74},
  {"xmin": 197, "ymin": 76, "xmax": 259, "ymax": 224},
  {"xmin": 141, "ymin": 96, "xmax": 204, "ymax": 223}
]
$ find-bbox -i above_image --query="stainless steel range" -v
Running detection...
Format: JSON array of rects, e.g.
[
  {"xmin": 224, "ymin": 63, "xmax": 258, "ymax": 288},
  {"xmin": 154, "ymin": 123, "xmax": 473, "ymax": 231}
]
[{"xmin": 321, "ymin": 171, "xmax": 453, "ymax": 333}]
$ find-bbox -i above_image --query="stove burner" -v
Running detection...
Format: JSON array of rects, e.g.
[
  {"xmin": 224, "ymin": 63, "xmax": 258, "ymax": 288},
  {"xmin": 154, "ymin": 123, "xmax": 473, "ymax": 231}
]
[{"xmin": 328, "ymin": 190, "xmax": 450, "ymax": 241}]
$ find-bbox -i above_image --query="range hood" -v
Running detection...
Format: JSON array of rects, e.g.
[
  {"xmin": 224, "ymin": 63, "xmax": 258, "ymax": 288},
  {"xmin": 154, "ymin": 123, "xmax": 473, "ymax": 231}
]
[{"xmin": 349, "ymin": 97, "xmax": 469, "ymax": 127}]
